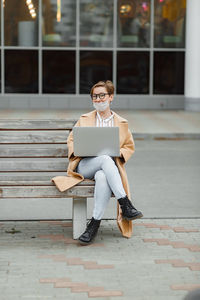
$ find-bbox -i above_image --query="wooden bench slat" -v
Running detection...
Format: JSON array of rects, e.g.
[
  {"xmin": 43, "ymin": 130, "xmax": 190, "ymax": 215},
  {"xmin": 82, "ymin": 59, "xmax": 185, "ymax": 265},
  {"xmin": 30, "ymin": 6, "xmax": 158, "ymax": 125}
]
[
  {"xmin": 0, "ymin": 181, "xmax": 55, "ymax": 186},
  {"xmin": 0, "ymin": 130, "xmax": 70, "ymax": 144},
  {"xmin": 0, "ymin": 119, "xmax": 76, "ymax": 130},
  {"xmin": 0, "ymin": 158, "xmax": 68, "ymax": 171},
  {"xmin": 0, "ymin": 186, "xmax": 95, "ymax": 198},
  {"xmin": 0, "ymin": 144, "xmax": 68, "ymax": 157},
  {"xmin": 0, "ymin": 173, "xmax": 95, "ymax": 186},
  {"xmin": 0, "ymin": 171, "xmax": 67, "ymax": 181},
  {"xmin": 0, "ymin": 179, "xmax": 95, "ymax": 186}
]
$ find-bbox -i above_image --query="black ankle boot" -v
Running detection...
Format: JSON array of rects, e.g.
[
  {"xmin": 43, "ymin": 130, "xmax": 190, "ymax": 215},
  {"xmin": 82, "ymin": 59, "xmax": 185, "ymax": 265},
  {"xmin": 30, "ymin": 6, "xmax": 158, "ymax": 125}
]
[
  {"xmin": 78, "ymin": 217, "xmax": 101, "ymax": 245},
  {"xmin": 118, "ymin": 196, "xmax": 143, "ymax": 221}
]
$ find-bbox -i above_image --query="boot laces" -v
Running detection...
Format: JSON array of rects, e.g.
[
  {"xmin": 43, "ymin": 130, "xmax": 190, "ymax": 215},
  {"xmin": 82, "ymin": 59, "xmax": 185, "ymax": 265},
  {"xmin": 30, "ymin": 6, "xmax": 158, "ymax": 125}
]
[
  {"xmin": 85, "ymin": 218, "xmax": 99, "ymax": 235},
  {"xmin": 124, "ymin": 198, "xmax": 135, "ymax": 210}
]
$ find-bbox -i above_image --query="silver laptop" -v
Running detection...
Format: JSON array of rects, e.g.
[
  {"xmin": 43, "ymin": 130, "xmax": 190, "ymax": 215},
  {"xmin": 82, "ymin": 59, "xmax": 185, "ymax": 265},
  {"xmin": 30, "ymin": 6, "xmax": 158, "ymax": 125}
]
[{"xmin": 73, "ymin": 127, "xmax": 120, "ymax": 157}]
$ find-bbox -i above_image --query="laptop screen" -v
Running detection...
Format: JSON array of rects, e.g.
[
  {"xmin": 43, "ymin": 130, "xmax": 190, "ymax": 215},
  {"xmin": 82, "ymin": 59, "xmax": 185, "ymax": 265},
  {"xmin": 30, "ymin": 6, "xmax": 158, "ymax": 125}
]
[{"xmin": 73, "ymin": 127, "xmax": 120, "ymax": 157}]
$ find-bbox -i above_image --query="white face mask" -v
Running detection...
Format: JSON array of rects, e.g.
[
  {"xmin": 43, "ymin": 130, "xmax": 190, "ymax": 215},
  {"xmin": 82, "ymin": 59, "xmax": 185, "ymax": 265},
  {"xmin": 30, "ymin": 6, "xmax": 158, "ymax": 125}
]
[{"xmin": 93, "ymin": 100, "xmax": 110, "ymax": 112}]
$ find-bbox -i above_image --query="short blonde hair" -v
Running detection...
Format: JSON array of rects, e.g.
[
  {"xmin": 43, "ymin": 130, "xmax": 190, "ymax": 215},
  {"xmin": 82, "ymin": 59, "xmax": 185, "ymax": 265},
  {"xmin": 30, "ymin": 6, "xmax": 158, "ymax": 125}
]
[{"xmin": 90, "ymin": 80, "xmax": 115, "ymax": 97}]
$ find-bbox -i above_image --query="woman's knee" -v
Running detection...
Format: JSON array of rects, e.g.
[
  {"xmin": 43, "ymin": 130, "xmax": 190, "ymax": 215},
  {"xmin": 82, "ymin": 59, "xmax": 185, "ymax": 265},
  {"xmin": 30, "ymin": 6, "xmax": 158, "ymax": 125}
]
[{"xmin": 99, "ymin": 155, "xmax": 115, "ymax": 166}]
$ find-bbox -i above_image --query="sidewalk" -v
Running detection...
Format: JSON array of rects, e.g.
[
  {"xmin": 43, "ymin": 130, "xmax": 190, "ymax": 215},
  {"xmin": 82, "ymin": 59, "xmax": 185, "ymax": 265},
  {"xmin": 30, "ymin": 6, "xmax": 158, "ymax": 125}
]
[
  {"xmin": 0, "ymin": 219, "xmax": 200, "ymax": 300},
  {"xmin": 0, "ymin": 109, "xmax": 200, "ymax": 138}
]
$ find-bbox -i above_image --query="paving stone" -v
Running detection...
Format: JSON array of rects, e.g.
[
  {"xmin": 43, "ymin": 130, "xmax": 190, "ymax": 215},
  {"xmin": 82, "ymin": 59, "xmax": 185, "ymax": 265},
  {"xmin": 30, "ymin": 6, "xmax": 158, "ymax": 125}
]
[{"xmin": 0, "ymin": 219, "xmax": 200, "ymax": 299}]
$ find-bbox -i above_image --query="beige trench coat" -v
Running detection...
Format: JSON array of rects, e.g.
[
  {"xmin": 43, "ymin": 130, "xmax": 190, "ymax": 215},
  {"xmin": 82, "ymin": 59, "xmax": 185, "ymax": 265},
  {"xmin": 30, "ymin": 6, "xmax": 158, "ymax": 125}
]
[{"xmin": 52, "ymin": 110, "xmax": 135, "ymax": 238}]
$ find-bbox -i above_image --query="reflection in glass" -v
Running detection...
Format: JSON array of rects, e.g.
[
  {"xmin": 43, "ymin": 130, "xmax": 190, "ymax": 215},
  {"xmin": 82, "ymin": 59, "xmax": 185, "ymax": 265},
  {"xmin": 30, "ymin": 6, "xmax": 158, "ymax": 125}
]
[
  {"xmin": 0, "ymin": 1, "xmax": 1, "ymax": 45},
  {"xmin": 118, "ymin": 0, "xmax": 150, "ymax": 47},
  {"xmin": 5, "ymin": 50, "xmax": 38, "ymax": 93},
  {"xmin": 154, "ymin": 0, "xmax": 186, "ymax": 48},
  {"xmin": 154, "ymin": 52, "xmax": 184, "ymax": 94},
  {"xmin": 43, "ymin": 51, "xmax": 75, "ymax": 93},
  {"xmin": 42, "ymin": 0, "xmax": 76, "ymax": 46},
  {"xmin": 80, "ymin": 0, "xmax": 113, "ymax": 47},
  {"xmin": 4, "ymin": 0, "xmax": 38, "ymax": 46},
  {"xmin": 80, "ymin": 51, "xmax": 113, "ymax": 94},
  {"xmin": 117, "ymin": 52, "xmax": 149, "ymax": 94}
]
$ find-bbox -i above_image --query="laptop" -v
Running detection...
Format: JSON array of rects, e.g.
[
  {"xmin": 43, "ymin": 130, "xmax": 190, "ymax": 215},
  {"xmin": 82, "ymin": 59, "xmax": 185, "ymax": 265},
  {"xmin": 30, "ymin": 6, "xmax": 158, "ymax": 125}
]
[{"xmin": 73, "ymin": 127, "xmax": 120, "ymax": 157}]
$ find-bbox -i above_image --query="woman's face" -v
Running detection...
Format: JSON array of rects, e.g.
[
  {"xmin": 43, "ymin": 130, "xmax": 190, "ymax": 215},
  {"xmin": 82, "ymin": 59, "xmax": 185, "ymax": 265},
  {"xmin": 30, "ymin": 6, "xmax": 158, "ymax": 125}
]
[{"xmin": 91, "ymin": 86, "xmax": 113, "ymax": 105}]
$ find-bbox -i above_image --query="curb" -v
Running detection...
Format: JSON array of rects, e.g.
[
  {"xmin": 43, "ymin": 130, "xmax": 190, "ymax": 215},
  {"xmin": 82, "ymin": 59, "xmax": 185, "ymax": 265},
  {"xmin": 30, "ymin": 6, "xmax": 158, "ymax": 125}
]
[{"xmin": 133, "ymin": 133, "xmax": 200, "ymax": 140}]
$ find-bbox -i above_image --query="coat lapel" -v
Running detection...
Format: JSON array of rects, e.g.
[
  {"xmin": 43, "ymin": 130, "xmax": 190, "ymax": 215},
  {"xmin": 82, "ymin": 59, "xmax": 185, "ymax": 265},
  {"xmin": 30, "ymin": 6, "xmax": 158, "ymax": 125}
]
[{"xmin": 80, "ymin": 110, "xmax": 96, "ymax": 127}]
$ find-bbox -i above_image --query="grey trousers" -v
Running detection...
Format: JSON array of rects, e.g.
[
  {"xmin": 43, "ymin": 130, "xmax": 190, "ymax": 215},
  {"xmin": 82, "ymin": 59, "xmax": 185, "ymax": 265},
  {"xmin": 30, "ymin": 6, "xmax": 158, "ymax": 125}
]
[{"xmin": 77, "ymin": 155, "xmax": 126, "ymax": 220}]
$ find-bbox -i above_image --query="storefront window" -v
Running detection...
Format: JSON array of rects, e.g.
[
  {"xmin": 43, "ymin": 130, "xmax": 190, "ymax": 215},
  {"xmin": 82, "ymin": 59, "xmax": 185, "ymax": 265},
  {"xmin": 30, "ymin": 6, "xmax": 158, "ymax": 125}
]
[
  {"xmin": 154, "ymin": 0, "xmax": 186, "ymax": 48},
  {"xmin": 0, "ymin": 1, "xmax": 1, "ymax": 45},
  {"xmin": 80, "ymin": 0, "xmax": 113, "ymax": 47},
  {"xmin": 1, "ymin": 0, "xmax": 187, "ymax": 97},
  {"xmin": 5, "ymin": 50, "xmax": 38, "ymax": 93},
  {"xmin": 42, "ymin": 0, "xmax": 76, "ymax": 46},
  {"xmin": 118, "ymin": 0, "xmax": 150, "ymax": 48},
  {"xmin": 4, "ymin": 0, "xmax": 38, "ymax": 46},
  {"xmin": 80, "ymin": 51, "xmax": 113, "ymax": 93},
  {"xmin": 0, "ymin": 52, "xmax": 2, "ymax": 92},
  {"xmin": 154, "ymin": 51, "xmax": 185, "ymax": 94},
  {"xmin": 43, "ymin": 50, "xmax": 75, "ymax": 94},
  {"xmin": 117, "ymin": 51, "xmax": 149, "ymax": 94}
]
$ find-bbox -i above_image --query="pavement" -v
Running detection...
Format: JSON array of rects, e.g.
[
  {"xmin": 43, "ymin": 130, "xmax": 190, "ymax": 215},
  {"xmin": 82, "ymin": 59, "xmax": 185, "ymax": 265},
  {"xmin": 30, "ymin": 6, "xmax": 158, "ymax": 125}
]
[
  {"xmin": 0, "ymin": 109, "xmax": 200, "ymax": 138},
  {"xmin": 0, "ymin": 109, "xmax": 200, "ymax": 300},
  {"xmin": 0, "ymin": 219, "xmax": 200, "ymax": 300}
]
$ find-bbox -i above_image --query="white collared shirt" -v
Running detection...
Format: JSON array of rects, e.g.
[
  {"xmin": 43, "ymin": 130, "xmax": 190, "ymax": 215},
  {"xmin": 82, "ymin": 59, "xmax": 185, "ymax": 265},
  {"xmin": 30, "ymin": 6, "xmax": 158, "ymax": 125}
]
[{"xmin": 96, "ymin": 111, "xmax": 114, "ymax": 127}]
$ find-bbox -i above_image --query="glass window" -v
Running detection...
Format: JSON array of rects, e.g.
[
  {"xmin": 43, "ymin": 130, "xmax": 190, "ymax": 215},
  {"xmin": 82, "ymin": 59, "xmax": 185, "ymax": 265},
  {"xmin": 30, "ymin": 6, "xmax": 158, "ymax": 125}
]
[
  {"xmin": 154, "ymin": 0, "xmax": 186, "ymax": 48},
  {"xmin": 42, "ymin": 0, "xmax": 76, "ymax": 47},
  {"xmin": 5, "ymin": 50, "xmax": 38, "ymax": 93},
  {"xmin": 154, "ymin": 51, "xmax": 185, "ymax": 94},
  {"xmin": 80, "ymin": 51, "xmax": 113, "ymax": 94},
  {"xmin": 80, "ymin": 0, "xmax": 113, "ymax": 47},
  {"xmin": 43, "ymin": 50, "xmax": 75, "ymax": 94},
  {"xmin": 4, "ymin": 0, "xmax": 38, "ymax": 46},
  {"xmin": 117, "ymin": 51, "xmax": 149, "ymax": 94},
  {"xmin": 118, "ymin": 0, "xmax": 150, "ymax": 48},
  {"xmin": 0, "ymin": 1, "xmax": 1, "ymax": 45}
]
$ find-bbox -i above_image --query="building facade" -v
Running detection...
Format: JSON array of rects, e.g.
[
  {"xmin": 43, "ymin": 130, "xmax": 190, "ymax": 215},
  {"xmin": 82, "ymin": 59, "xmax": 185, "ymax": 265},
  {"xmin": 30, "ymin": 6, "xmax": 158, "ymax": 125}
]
[{"xmin": 1, "ymin": 0, "xmax": 197, "ymax": 110}]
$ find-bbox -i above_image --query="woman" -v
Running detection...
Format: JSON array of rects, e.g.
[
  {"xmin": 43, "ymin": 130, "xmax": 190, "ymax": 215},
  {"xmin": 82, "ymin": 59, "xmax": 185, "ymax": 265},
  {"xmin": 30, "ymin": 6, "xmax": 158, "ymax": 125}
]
[{"xmin": 52, "ymin": 80, "xmax": 143, "ymax": 245}]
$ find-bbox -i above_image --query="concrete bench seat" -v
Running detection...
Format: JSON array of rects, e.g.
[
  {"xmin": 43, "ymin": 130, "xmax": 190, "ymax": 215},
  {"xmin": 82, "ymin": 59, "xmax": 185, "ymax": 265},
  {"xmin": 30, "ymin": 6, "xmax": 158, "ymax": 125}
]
[{"xmin": 0, "ymin": 119, "xmax": 97, "ymax": 239}]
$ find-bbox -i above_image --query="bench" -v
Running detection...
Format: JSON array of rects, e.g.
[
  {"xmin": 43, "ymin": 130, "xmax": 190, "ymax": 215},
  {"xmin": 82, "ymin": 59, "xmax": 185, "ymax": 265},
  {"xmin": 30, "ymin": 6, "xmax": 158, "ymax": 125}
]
[{"xmin": 0, "ymin": 119, "xmax": 97, "ymax": 239}]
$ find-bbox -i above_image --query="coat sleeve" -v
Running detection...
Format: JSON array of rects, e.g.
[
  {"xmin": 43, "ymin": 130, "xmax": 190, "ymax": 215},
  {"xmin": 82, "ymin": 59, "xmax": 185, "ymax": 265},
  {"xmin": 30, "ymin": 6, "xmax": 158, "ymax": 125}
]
[
  {"xmin": 120, "ymin": 128, "xmax": 135, "ymax": 163},
  {"xmin": 67, "ymin": 119, "xmax": 80, "ymax": 159}
]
